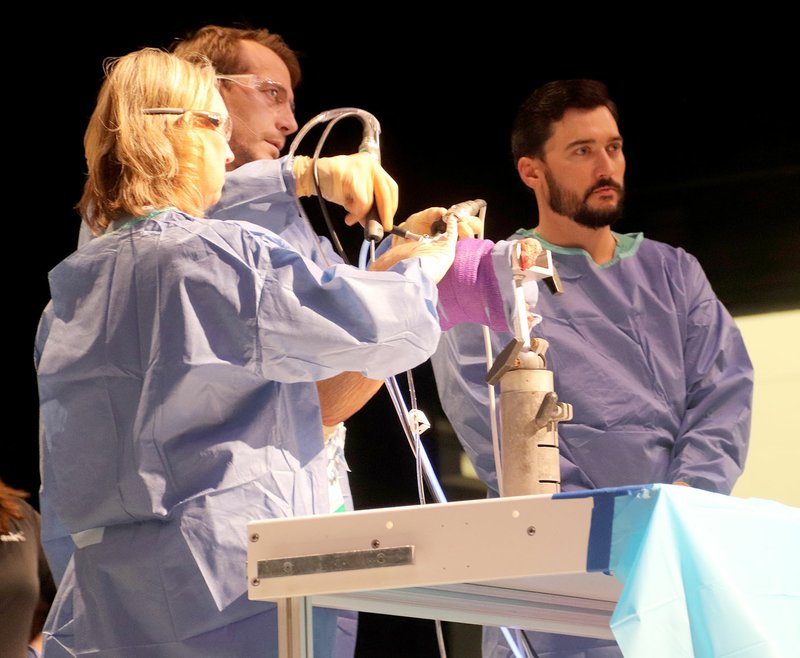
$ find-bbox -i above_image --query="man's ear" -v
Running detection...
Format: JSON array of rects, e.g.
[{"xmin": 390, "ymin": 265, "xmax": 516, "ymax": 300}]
[{"xmin": 517, "ymin": 156, "xmax": 543, "ymax": 191}]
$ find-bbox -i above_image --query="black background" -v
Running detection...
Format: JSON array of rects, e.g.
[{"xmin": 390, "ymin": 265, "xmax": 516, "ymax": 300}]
[{"xmin": 9, "ymin": 11, "xmax": 799, "ymax": 657}]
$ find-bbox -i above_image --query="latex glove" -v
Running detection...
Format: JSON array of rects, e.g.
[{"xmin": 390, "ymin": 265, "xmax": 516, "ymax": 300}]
[
  {"xmin": 370, "ymin": 214, "xmax": 458, "ymax": 283},
  {"xmin": 392, "ymin": 207, "xmax": 482, "ymax": 246},
  {"xmin": 293, "ymin": 153, "xmax": 398, "ymax": 230}
]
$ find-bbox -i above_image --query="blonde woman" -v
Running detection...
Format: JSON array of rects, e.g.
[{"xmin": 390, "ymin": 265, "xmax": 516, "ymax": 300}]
[{"xmin": 35, "ymin": 48, "xmax": 457, "ymax": 657}]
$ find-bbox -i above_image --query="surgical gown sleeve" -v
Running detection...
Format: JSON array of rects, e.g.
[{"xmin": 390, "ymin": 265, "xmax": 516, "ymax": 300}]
[
  {"xmin": 33, "ymin": 302, "xmax": 76, "ymax": 585},
  {"xmin": 431, "ymin": 314, "xmax": 507, "ymax": 495},
  {"xmin": 665, "ymin": 250, "xmax": 752, "ymax": 492},
  {"xmin": 208, "ymin": 156, "xmax": 342, "ymax": 267}
]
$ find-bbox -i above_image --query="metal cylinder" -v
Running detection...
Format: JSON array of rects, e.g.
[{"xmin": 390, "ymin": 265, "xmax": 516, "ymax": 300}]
[{"xmin": 499, "ymin": 368, "xmax": 561, "ymax": 496}]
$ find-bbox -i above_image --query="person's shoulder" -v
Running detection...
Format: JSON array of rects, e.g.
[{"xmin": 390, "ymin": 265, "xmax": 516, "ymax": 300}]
[
  {"xmin": 634, "ymin": 236, "xmax": 715, "ymax": 303},
  {"xmin": 1, "ymin": 494, "xmax": 39, "ymax": 529},
  {"xmin": 221, "ymin": 157, "xmax": 293, "ymax": 193},
  {"xmin": 17, "ymin": 497, "xmax": 38, "ymax": 522},
  {"xmin": 203, "ymin": 214, "xmax": 295, "ymax": 250},
  {"xmin": 229, "ymin": 157, "xmax": 287, "ymax": 177},
  {"xmin": 636, "ymin": 235, "xmax": 703, "ymax": 270}
]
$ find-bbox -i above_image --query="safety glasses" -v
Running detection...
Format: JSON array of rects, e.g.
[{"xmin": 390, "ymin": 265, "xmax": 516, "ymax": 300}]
[
  {"xmin": 143, "ymin": 108, "xmax": 233, "ymax": 142},
  {"xmin": 217, "ymin": 74, "xmax": 295, "ymax": 112}
]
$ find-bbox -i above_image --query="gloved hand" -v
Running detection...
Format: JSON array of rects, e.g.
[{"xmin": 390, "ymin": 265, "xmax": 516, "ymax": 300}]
[
  {"xmin": 392, "ymin": 207, "xmax": 482, "ymax": 246},
  {"xmin": 293, "ymin": 153, "xmax": 398, "ymax": 230},
  {"xmin": 370, "ymin": 214, "xmax": 458, "ymax": 283}
]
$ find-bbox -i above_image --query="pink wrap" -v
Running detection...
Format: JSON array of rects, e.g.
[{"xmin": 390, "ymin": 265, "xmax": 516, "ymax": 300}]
[{"xmin": 437, "ymin": 239, "xmax": 508, "ymax": 331}]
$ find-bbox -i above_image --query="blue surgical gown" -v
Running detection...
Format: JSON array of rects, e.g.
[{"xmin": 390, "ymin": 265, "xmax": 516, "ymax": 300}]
[
  {"xmin": 41, "ymin": 158, "xmax": 359, "ymax": 655},
  {"xmin": 208, "ymin": 157, "xmax": 343, "ymax": 268},
  {"xmin": 209, "ymin": 157, "xmax": 358, "ymax": 654},
  {"xmin": 36, "ymin": 208, "xmax": 443, "ymax": 657},
  {"xmin": 431, "ymin": 230, "xmax": 753, "ymax": 658},
  {"xmin": 44, "ymin": 158, "xmax": 342, "ymax": 586}
]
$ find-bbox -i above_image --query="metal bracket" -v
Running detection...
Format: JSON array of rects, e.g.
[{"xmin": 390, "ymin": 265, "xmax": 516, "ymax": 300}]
[
  {"xmin": 257, "ymin": 546, "xmax": 415, "ymax": 579},
  {"xmin": 486, "ymin": 337, "xmax": 526, "ymax": 385}
]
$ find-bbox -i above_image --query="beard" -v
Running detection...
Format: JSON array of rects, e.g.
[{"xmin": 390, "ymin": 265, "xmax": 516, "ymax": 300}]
[{"xmin": 544, "ymin": 167, "xmax": 625, "ymax": 229}]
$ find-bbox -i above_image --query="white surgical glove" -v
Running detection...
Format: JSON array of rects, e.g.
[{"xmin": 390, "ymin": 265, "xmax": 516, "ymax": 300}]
[
  {"xmin": 293, "ymin": 153, "xmax": 398, "ymax": 230},
  {"xmin": 392, "ymin": 206, "xmax": 483, "ymax": 245},
  {"xmin": 370, "ymin": 214, "xmax": 458, "ymax": 283}
]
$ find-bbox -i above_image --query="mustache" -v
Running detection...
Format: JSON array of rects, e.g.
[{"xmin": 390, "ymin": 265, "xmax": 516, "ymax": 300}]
[{"xmin": 585, "ymin": 178, "xmax": 623, "ymax": 198}]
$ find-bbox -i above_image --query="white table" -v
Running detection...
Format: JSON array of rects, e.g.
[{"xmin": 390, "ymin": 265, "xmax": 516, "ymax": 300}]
[
  {"xmin": 247, "ymin": 489, "xmax": 622, "ymax": 657},
  {"xmin": 247, "ymin": 485, "xmax": 800, "ymax": 658}
]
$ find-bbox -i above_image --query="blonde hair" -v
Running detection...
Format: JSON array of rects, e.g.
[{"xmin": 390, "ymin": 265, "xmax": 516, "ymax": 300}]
[{"xmin": 79, "ymin": 48, "xmax": 219, "ymax": 234}]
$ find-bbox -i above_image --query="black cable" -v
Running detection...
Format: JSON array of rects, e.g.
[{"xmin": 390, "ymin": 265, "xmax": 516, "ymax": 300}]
[{"xmin": 310, "ymin": 115, "xmax": 355, "ymax": 264}]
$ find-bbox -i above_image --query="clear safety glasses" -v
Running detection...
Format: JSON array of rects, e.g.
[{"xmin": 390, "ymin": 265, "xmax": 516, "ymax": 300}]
[
  {"xmin": 142, "ymin": 108, "xmax": 233, "ymax": 142},
  {"xmin": 217, "ymin": 74, "xmax": 295, "ymax": 112}
]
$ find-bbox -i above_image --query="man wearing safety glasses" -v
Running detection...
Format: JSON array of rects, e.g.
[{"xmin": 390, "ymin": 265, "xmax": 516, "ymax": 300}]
[{"xmin": 170, "ymin": 24, "xmax": 426, "ymax": 658}]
